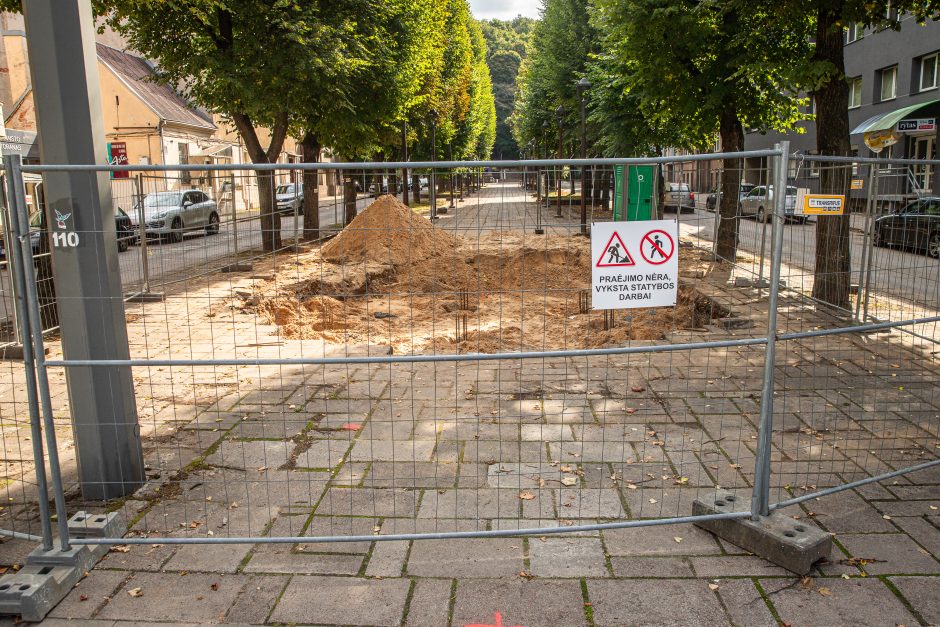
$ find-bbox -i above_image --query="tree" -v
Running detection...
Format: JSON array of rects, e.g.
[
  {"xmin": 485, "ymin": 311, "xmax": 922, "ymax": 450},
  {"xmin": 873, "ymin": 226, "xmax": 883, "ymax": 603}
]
[
  {"xmin": 480, "ymin": 17, "xmax": 536, "ymax": 158},
  {"xmin": 797, "ymin": 1, "xmax": 939, "ymax": 309},
  {"xmin": 101, "ymin": 0, "xmax": 313, "ymax": 251},
  {"xmin": 593, "ymin": 0, "xmax": 809, "ymax": 262}
]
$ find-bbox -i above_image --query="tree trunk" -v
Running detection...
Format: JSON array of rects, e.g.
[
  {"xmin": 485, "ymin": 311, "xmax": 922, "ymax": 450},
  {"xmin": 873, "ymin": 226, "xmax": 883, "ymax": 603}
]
[
  {"xmin": 301, "ymin": 132, "xmax": 320, "ymax": 241},
  {"xmin": 412, "ymin": 174, "xmax": 421, "ymax": 204},
  {"xmin": 344, "ymin": 177, "xmax": 357, "ymax": 225},
  {"xmin": 257, "ymin": 172, "xmax": 281, "ymax": 251},
  {"xmin": 230, "ymin": 111, "xmax": 287, "ymax": 252},
  {"xmin": 812, "ymin": 3, "xmax": 852, "ymax": 310},
  {"xmin": 583, "ymin": 165, "xmax": 593, "ymax": 206},
  {"xmin": 716, "ymin": 105, "xmax": 744, "ymax": 263}
]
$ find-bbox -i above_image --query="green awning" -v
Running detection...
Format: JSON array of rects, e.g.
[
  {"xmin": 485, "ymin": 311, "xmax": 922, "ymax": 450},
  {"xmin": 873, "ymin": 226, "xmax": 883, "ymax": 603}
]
[{"xmin": 851, "ymin": 98, "xmax": 940, "ymax": 134}]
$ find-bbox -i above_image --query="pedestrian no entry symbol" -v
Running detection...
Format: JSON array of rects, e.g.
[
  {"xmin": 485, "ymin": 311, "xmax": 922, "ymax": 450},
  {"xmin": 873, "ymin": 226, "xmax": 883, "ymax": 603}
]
[
  {"xmin": 591, "ymin": 220, "xmax": 679, "ymax": 310},
  {"xmin": 596, "ymin": 231, "xmax": 636, "ymax": 267}
]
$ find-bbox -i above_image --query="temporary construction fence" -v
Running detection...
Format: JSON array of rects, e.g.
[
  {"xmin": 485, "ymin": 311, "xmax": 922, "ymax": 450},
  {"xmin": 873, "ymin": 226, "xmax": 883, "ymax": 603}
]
[{"xmin": 0, "ymin": 145, "xmax": 939, "ymax": 616}]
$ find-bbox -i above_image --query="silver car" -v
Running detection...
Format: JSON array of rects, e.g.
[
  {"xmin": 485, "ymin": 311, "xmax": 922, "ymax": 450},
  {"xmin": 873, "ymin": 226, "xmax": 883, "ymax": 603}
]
[
  {"xmin": 664, "ymin": 182, "xmax": 695, "ymax": 213},
  {"xmin": 739, "ymin": 185, "xmax": 801, "ymax": 223},
  {"xmin": 275, "ymin": 183, "xmax": 304, "ymax": 214},
  {"xmin": 130, "ymin": 190, "xmax": 220, "ymax": 242}
]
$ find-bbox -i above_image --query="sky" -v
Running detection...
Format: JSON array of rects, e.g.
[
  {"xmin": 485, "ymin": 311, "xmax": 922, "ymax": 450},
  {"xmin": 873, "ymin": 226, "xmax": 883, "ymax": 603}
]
[{"xmin": 469, "ymin": 0, "xmax": 541, "ymax": 21}]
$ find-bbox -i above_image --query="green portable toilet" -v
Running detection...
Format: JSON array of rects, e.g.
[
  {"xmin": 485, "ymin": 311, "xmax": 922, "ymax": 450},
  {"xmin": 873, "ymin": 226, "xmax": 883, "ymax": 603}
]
[{"xmin": 613, "ymin": 165, "xmax": 655, "ymax": 221}]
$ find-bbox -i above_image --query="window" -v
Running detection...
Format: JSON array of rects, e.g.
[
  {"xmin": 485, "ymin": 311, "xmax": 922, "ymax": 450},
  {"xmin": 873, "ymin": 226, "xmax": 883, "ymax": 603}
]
[
  {"xmin": 879, "ymin": 66, "xmax": 897, "ymax": 101},
  {"xmin": 921, "ymin": 53, "xmax": 938, "ymax": 91},
  {"xmin": 848, "ymin": 77, "xmax": 862, "ymax": 108},
  {"xmin": 845, "ymin": 23, "xmax": 863, "ymax": 43}
]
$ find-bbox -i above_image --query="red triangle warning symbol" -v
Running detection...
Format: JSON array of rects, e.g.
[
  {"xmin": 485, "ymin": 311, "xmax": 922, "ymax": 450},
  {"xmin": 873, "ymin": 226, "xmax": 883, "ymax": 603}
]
[{"xmin": 596, "ymin": 231, "xmax": 636, "ymax": 267}]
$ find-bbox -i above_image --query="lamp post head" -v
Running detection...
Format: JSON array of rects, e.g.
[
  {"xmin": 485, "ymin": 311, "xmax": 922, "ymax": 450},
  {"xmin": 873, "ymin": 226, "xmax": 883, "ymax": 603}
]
[
  {"xmin": 541, "ymin": 120, "xmax": 549, "ymax": 131},
  {"xmin": 429, "ymin": 109, "xmax": 437, "ymax": 124},
  {"xmin": 556, "ymin": 105, "xmax": 565, "ymax": 121},
  {"xmin": 577, "ymin": 77, "xmax": 591, "ymax": 94}
]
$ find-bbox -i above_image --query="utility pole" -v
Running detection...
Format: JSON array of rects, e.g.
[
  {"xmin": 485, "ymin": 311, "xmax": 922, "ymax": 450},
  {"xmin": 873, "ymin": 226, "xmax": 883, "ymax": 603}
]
[{"xmin": 22, "ymin": 0, "xmax": 144, "ymax": 499}]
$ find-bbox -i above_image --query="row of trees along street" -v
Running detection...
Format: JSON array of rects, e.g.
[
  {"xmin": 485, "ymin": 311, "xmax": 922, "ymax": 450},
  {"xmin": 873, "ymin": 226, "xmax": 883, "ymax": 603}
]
[
  {"xmin": 511, "ymin": 0, "xmax": 940, "ymax": 310},
  {"xmin": 3, "ymin": 0, "xmax": 497, "ymax": 252}
]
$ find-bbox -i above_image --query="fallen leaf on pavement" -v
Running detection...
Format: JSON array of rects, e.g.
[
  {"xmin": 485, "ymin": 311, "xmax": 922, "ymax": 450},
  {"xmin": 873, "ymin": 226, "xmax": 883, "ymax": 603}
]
[
  {"xmin": 79, "ymin": 595, "xmax": 89, "ymax": 602},
  {"xmin": 674, "ymin": 537, "xmax": 683, "ymax": 543},
  {"xmin": 626, "ymin": 407, "xmax": 638, "ymax": 414},
  {"xmin": 128, "ymin": 587, "xmax": 143, "ymax": 598},
  {"xmin": 708, "ymin": 583, "xmax": 719, "ymax": 591},
  {"xmin": 818, "ymin": 587, "xmax": 832, "ymax": 596},
  {"xmin": 210, "ymin": 582, "xmax": 219, "ymax": 591},
  {"xmin": 631, "ymin": 386, "xmax": 646, "ymax": 393},
  {"xmin": 649, "ymin": 498, "xmax": 658, "ymax": 504},
  {"xmin": 110, "ymin": 545, "xmax": 130, "ymax": 553},
  {"xmin": 519, "ymin": 491, "xmax": 535, "ymax": 500},
  {"xmin": 561, "ymin": 477, "xmax": 578, "ymax": 486},
  {"xmin": 519, "ymin": 570, "xmax": 534, "ymax": 580},
  {"xmin": 800, "ymin": 576, "xmax": 814, "ymax": 589}
]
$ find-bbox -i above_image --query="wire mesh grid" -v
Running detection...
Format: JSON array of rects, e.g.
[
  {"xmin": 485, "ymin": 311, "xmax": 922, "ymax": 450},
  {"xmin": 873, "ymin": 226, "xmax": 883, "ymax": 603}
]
[{"xmin": 0, "ymin": 152, "xmax": 936, "ymax": 551}]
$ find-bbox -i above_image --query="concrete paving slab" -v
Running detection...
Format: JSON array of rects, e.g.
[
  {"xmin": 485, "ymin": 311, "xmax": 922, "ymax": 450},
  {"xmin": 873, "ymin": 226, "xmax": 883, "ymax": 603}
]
[
  {"xmin": 269, "ymin": 575, "xmax": 410, "ymax": 626},
  {"xmin": 407, "ymin": 538, "xmax": 525, "ymax": 578},
  {"xmin": 837, "ymin": 533, "xmax": 940, "ymax": 574},
  {"xmin": 528, "ymin": 536, "xmax": 608, "ymax": 577},
  {"xmin": 404, "ymin": 578, "xmax": 453, "ymax": 627},
  {"xmin": 760, "ymin": 577, "xmax": 918, "ymax": 626},
  {"xmin": 451, "ymin": 579, "xmax": 587, "ymax": 627},
  {"xmin": 603, "ymin": 523, "xmax": 722, "ymax": 556},
  {"xmin": 96, "ymin": 571, "xmax": 246, "ymax": 623},
  {"xmin": 587, "ymin": 578, "xmax": 728, "ymax": 627},
  {"xmin": 889, "ymin": 575, "xmax": 940, "ymax": 625}
]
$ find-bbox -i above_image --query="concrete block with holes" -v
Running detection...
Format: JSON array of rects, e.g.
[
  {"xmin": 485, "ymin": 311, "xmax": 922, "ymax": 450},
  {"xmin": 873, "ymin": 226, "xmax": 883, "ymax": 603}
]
[{"xmin": 692, "ymin": 490, "xmax": 832, "ymax": 575}]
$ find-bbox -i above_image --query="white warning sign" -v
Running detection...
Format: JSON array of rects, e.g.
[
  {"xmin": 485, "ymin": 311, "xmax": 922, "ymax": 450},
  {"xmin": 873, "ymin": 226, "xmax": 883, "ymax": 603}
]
[{"xmin": 592, "ymin": 220, "xmax": 678, "ymax": 310}]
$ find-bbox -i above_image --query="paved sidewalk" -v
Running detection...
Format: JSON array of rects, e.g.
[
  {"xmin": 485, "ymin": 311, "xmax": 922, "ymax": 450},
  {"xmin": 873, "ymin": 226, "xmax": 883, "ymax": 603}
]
[{"xmin": 0, "ymin": 183, "xmax": 938, "ymax": 626}]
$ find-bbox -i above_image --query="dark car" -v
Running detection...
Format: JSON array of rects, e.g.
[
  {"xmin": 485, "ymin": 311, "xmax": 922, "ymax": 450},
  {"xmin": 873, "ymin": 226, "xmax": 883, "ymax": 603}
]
[
  {"xmin": 706, "ymin": 183, "xmax": 756, "ymax": 212},
  {"xmin": 26, "ymin": 206, "xmax": 133, "ymax": 254},
  {"xmin": 873, "ymin": 196, "xmax": 940, "ymax": 258}
]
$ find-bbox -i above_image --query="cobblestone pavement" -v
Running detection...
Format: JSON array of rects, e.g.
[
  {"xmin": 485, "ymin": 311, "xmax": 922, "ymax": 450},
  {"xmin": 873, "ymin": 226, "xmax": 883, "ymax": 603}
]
[{"xmin": 1, "ymin": 182, "xmax": 939, "ymax": 626}]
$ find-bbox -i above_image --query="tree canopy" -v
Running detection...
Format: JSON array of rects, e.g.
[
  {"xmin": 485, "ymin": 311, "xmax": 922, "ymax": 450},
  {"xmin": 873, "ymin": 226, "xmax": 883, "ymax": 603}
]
[{"xmin": 479, "ymin": 17, "xmax": 535, "ymax": 159}]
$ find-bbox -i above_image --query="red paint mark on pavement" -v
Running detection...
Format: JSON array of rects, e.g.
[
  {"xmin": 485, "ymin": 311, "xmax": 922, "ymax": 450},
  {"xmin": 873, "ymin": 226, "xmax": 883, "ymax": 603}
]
[
  {"xmin": 464, "ymin": 611, "xmax": 525, "ymax": 627},
  {"xmin": 340, "ymin": 422, "xmax": 362, "ymax": 431}
]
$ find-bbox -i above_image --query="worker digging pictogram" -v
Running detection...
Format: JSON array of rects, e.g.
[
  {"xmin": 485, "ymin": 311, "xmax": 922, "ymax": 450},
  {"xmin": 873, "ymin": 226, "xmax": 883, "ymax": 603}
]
[{"xmin": 595, "ymin": 231, "xmax": 636, "ymax": 267}]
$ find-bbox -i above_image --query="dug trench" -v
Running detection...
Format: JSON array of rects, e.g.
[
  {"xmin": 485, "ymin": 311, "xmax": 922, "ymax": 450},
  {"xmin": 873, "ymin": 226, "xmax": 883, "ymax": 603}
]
[{"xmin": 245, "ymin": 195, "xmax": 732, "ymax": 354}]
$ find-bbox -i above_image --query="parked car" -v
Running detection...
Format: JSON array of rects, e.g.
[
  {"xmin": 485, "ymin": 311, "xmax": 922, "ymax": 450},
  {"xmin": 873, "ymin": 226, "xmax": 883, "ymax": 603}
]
[
  {"xmin": 369, "ymin": 177, "xmax": 389, "ymax": 196},
  {"xmin": 130, "ymin": 189, "xmax": 220, "ymax": 243},
  {"xmin": 275, "ymin": 183, "xmax": 304, "ymax": 215},
  {"xmin": 0, "ymin": 205, "xmax": 133, "ymax": 257},
  {"xmin": 705, "ymin": 183, "xmax": 756, "ymax": 212},
  {"xmin": 873, "ymin": 196, "xmax": 940, "ymax": 258},
  {"xmin": 663, "ymin": 182, "xmax": 695, "ymax": 213},
  {"xmin": 739, "ymin": 185, "xmax": 801, "ymax": 223}
]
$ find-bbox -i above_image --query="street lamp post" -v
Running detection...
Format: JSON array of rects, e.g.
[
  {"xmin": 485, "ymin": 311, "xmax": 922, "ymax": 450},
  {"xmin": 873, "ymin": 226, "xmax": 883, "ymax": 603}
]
[
  {"xmin": 429, "ymin": 109, "xmax": 437, "ymax": 220},
  {"xmin": 401, "ymin": 120, "xmax": 409, "ymax": 206},
  {"xmin": 556, "ymin": 105, "xmax": 565, "ymax": 218},
  {"xmin": 578, "ymin": 77, "xmax": 591, "ymax": 236},
  {"xmin": 448, "ymin": 142, "xmax": 455, "ymax": 211},
  {"xmin": 542, "ymin": 120, "xmax": 549, "ymax": 216}
]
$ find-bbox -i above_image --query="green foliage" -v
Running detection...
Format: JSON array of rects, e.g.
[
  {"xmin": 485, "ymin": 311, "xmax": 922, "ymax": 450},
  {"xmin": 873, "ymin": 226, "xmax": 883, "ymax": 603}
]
[
  {"xmin": 479, "ymin": 16, "xmax": 535, "ymax": 158},
  {"xmin": 510, "ymin": 0, "xmax": 599, "ymax": 157},
  {"xmin": 592, "ymin": 0, "xmax": 810, "ymax": 151}
]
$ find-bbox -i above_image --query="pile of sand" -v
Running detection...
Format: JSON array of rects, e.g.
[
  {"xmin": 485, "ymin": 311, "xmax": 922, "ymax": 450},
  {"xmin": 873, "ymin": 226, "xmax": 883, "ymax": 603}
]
[{"xmin": 321, "ymin": 194, "xmax": 460, "ymax": 265}]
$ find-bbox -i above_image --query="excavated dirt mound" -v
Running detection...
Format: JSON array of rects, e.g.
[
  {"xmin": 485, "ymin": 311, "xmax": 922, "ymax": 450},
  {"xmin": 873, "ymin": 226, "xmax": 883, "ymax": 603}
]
[
  {"xmin": 243, "ymin": 200, "xmax": 727, "ymax": 353},
  {"xmin": 320, "ymin": 194, "xmax": 459, "ymax": 264}
]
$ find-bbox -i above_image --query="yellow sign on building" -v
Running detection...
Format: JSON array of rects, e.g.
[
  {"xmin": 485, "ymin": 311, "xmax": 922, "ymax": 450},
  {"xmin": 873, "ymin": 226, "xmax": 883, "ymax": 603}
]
[{"xmin": 800, "ymin": 194, "xmax": 845, "ymax": 215}]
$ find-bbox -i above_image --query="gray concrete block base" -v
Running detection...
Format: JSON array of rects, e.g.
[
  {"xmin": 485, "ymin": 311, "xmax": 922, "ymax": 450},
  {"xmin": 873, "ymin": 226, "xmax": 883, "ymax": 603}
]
[
  {"xmin": 67, "ymin": 510, "xmax": 126, "ymax": 539},
  {"xmin": 693, "ymin": 491, "xmax": 831, "ymax": 575},
  {"xmin": 220, "ymin": 263, "xmax": 253, "ymax": 273},
  {"xmin": 26, "ymin": 542, "xmax": 101, "ymax": 570},
  {"xmin": 125, "ymin": 291, "xmax": 166, "ymax": 303},
  {"xmin": 0, "ymin": 564, "xmax": 81, "ymax": 622}
]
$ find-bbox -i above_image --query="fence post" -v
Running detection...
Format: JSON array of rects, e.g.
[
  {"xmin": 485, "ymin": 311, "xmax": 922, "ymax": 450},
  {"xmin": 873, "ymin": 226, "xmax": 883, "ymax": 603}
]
[
  {"xmin": 2, "ymin": 155, "xmax": 54, "ymax": 551},
  {"xmin": 5, "ymin": 154, "xmax": 71, "ymax": 550},
  {"xmin": 751, "ymin": 141, "xmax": 788, "ymax": 520},
  {"xmin": 860, "ymin": 166, "xmax": 879, "ymax": 323}
]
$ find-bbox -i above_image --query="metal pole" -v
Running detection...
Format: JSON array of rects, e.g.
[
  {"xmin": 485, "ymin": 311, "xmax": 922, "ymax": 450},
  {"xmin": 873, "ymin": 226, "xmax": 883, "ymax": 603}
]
[
  {"xmin": 21, "ymin": 0, "xmax": 145, "ymax": 499},
  {"xmin": 2, "ymin": 155, "xmax": 53, "ymax": 551},
  {"xmin": 401, "ymin": 121, "xmax": 409, "ymax": 206},
  {"xmin": 1, "ymin": 182, "xmax": 22, "ymax": 346},
  {"xmin": 854, "ymin": 164, "xmax": 876, "ymax": 322},
  {"xmin": 449, "ymin": 143, "xmax": 455, "ymax": 210},
  {"xmin": 862, "ymin": 166, "xmax": 879, "ymax": 322},
  {"xmin": 135, "ymin": 174, "xmax": 150, "ymax": 293},
  {"xmin": 751, "ymin": 141, "xmax": 788, "ymax": 521},
  {"xmin": 579, "ymin": 93, "xmax": 588, "ymax": 236},
  {"xmin": 556, "ymin": 108, "xmax": 564, "ymax": 218},
  {"xmin": 230, "ymin": 173, "xmax": 240, "ymax": 263},
  {"xmin": 7, "ymin": 154, "xmax": 71, "ymax": 550},
  {"xmin": 757, "ymin": 164, "xmax": 770, "ymax": 291},
  {"xmin": 430, "ymin": 117, "xmax": 437, "ymax": 220},
  {"xmin": 292, "ymin": 170, "xmax": 300, "ymax": 251}
]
